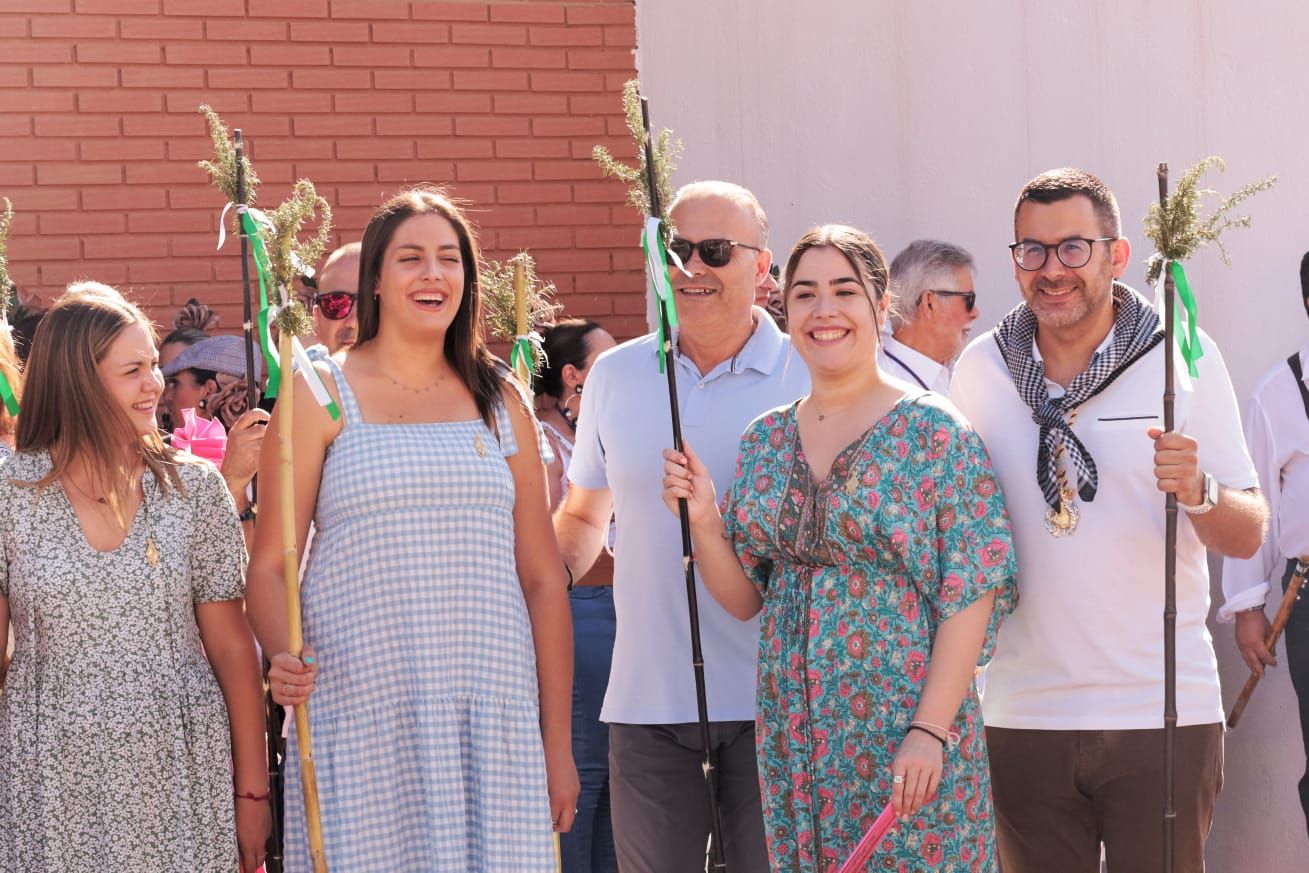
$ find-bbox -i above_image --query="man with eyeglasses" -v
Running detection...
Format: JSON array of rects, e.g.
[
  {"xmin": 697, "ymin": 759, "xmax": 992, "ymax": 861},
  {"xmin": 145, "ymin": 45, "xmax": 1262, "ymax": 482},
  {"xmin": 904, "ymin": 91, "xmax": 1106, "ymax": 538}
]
[
  {"xmin": 880, "ymin": 239, "xmax": 978, "ymax": 393},
  {"xmin": 555, "ymin": 181, "xmax": 808, "ymax": 872},
  {"xmin": 303, "ymin": 241, "xmax": 360, "ymax": 355},
  {"xmin": 950, "ymin": 168, "xmax": 1266, "ymax": 872}
]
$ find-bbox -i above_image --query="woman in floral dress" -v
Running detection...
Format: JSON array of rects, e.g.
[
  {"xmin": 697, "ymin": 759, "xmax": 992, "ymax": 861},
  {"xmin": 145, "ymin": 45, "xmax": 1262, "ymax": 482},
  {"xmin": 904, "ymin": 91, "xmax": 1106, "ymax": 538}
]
[{"xmin": 663, "ymin": 226, "xmax": 1018, "ymax": 872}]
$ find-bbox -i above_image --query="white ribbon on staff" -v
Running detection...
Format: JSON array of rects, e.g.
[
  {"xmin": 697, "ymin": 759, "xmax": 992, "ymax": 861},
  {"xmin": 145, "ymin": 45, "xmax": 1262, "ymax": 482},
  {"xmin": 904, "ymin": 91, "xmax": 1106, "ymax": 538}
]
[{"xmin": 216, "ymin": 202, "xmax": 275, "ymax": 250}]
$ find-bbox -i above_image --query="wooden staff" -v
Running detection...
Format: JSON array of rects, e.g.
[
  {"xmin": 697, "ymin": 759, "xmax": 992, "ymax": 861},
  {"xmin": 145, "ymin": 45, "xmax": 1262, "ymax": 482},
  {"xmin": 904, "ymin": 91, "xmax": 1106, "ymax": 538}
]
[
  {"xmin": 1227, "ymin": 557, "xmax": 1309, "ymax": 728},
  {"xmin": 640, "ymin": 93, "xmax": 727, "ymax": 872},
  {"xmin": 234, "ymin": 129, "xmax": 259, "ymax": 411},
  {"xmin": 1157, "ymin": 162, "xmax": 1178, "ymax": 873},
  {"xmin": 278, "ymin": 327, "xmax": 329, "ymax": 873},
  {"xmin": 512, "ymin": 256, "xmax": 531, "ymax": 388}
]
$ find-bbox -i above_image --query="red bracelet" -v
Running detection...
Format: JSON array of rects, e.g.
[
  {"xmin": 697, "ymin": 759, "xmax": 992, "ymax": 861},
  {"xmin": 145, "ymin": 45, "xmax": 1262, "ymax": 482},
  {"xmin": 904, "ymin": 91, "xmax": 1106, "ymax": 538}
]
[{"xmin": 234, "ymin": 790, "xmax": 271, "ymax": 802}]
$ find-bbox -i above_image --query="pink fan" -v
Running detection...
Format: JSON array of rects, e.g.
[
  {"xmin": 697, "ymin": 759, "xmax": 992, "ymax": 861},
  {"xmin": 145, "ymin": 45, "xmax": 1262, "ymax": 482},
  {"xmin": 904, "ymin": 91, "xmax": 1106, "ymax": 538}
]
[
  {"xmin": 171, "ymin": 407, "xmax": 228, "ymax": 467},
  {"xmin": 835, "ymin": 803, "xmax": 898, "ymax": 873}
]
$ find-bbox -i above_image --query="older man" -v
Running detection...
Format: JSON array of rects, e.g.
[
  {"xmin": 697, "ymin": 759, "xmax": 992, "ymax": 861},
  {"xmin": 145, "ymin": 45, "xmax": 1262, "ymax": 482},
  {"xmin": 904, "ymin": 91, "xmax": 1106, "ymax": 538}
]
[
  {"xmin": 555, "ymin": 181, "xmax": 809, "ymax": 872},
  {"xmin": 304, "ymin": 242, "xmax": 359, "ymax": 355},
  {"xmin": 880, "ymin": 239, "xmax": 978, "ymax": 393},
  {"xmin": 951, "ymin": 168, "xmax": 1266, "ymax": 873}
]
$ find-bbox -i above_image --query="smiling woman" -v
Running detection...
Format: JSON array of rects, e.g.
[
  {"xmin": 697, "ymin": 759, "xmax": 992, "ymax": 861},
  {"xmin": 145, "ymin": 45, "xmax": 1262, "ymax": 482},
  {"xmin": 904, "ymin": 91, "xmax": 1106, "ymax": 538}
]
[{"xmin": 0, "ymin": 283, "xmax": 270, "ymax": 871}]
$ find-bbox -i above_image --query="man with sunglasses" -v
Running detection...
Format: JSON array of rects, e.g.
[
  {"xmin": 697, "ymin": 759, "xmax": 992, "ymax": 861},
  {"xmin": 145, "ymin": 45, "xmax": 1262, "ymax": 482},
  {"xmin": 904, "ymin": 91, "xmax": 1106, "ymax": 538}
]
[
  {"xmin": 304, "ymin": 242, "xmax": 360, "ymax": 355},
  {"xmin": 950, "ymin": 168, "xmax": 1266, "ymax": 873},
  {"xmin": 556, "ymin": 181, "xmax": 808, "ymax": 872},
  {"xmin": 881, "ymin": 239, "xmax": 978, "ymax": 393}
]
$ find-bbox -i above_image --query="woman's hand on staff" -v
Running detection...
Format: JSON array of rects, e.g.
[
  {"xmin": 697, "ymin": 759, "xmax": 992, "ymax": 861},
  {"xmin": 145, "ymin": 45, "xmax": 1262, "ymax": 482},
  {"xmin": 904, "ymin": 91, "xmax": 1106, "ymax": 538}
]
[
  {"xmin": 235, "ymin": 792, "xmax": 272, "ymax": 872},
  {"xmin": 221, "ymin": 408, "xmax": 271, "ymax": 495},
  {"xmin": 546, "ymin": 742, "xmax": 580, "ymax": 834},
  {"xmin": 661, "ymin": 442, "xmax": 720, "ymax": 529},
  {"xmin": 269, "ymin": 644, "xmax": 317, "ymax": 706},
  {"xmin": 890, "ymin": 729, "xmax": 943, "ymax": 820}
]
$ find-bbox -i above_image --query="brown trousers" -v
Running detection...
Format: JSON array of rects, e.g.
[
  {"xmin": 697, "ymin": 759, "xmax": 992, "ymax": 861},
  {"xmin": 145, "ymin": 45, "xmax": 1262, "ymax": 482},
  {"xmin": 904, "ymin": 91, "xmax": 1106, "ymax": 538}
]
[{"xmin": 987, "ymin": 724, "xmax": 1224, "ymax": 873}]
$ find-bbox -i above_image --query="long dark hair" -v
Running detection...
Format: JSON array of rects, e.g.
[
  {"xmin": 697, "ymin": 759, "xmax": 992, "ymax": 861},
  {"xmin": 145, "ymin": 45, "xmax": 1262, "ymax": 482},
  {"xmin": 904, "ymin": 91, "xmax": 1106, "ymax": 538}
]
[
  {"xmin": 534, "ymin": 318, "xmax": 603, "ymax": 399},
  {"xmin": 356, "ymin": 186, "xmax": 502, "ymax": 426}
]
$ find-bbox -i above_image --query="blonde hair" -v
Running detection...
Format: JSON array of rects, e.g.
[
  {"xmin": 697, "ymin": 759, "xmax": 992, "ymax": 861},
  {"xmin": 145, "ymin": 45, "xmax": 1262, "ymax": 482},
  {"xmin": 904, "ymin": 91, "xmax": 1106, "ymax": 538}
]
[{"xmin": 16, "ymin": 284, "xmax": 184, "ymax": 505}]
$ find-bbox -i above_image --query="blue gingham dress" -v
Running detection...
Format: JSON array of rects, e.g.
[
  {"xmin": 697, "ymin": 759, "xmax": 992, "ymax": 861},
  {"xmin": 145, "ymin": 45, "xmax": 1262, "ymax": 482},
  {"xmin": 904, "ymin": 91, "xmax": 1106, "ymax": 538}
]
[{"xmin": 283, "ymin": 358, "xmax": 555, "ymax": 872}]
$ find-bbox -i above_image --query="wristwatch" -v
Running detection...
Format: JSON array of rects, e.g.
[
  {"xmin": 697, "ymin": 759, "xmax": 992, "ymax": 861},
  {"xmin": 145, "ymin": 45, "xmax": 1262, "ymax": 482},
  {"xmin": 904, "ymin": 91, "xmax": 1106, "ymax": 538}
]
[{"xmin": 1178, "ymin": 472, "xmax": 1218, "ymax": 515}]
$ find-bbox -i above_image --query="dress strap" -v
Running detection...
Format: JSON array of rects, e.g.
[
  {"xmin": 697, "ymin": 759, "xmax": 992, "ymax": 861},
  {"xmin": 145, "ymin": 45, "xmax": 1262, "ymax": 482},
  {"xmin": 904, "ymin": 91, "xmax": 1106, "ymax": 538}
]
[{"xmin": 318, "ymin": 355, "xmax": 361, "ymax": 425}]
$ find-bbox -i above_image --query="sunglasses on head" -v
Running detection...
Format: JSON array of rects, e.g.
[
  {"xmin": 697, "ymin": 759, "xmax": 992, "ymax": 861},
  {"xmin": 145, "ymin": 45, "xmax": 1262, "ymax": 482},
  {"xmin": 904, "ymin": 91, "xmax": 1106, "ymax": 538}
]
[
  {"xmin": 926, "ymin": 289, "xmax": 977, "ymax": 312},
  {"xmin": 313, "ymin": 291, "xmax": 357, "ymax": 321},
  {"xmin": 667, "ymin": 237, "xmax": 763, "ymax": 269}
]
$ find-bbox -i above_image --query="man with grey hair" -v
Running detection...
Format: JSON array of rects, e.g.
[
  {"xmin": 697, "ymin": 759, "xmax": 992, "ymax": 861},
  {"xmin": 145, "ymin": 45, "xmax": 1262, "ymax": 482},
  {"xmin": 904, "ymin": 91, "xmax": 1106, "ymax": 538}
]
[
  {"xmin": 556, "ymin": 180, "xmax": 809, "ymax": 872},
  {"xmin": 879, "ymin": 239, "xmax": 979, "ymax": 393}
]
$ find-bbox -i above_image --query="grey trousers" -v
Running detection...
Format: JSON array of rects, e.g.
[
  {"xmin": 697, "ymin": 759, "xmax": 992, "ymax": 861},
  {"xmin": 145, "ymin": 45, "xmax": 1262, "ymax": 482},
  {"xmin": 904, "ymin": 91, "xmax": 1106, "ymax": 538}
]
[{"xmin": 609, "ymin": 721, "xmax": 769, "ymax": 873}]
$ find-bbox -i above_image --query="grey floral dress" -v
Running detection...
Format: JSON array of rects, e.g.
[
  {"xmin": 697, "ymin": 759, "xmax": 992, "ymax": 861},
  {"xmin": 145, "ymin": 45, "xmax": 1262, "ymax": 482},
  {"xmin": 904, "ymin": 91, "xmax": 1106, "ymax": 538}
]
[{"xmin": 0, "ymin": 450, "xmax": 247, "ymax": 871}]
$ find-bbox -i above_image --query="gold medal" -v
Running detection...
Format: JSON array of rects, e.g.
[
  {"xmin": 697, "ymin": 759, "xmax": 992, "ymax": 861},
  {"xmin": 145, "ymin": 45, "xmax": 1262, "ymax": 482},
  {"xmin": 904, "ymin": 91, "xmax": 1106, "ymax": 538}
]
[
  {"xmin": 1044, "ymin": 491, "xmax": 1079, "ymax": 537},
  {"xmin": 146, "ymin": 536, "xmax": 160, "ymax": 568},
  {"xmin": 474, "ymin": 433, "xmax": 487, "ymax": 458}
]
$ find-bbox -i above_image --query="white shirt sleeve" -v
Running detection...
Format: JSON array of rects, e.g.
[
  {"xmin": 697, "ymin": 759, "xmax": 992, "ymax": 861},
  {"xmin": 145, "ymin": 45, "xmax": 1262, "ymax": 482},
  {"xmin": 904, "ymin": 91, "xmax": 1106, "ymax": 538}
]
[
  {"xmin": 1187, "ymin": 332, "xmax": 1260, "ymax": 494},
  {"xmin": 565, "ymin": 354, "xmax": 611, "ymax": 492},
  {"xmin": 1218, "ymin": 393, "xmax": 1279, "ymax": 621}
]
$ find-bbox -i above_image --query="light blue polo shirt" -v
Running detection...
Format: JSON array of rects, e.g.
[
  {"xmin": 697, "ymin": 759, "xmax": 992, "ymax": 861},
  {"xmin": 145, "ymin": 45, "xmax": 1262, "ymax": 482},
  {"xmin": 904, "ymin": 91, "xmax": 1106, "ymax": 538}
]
[{"xmin": 569, "ymin": 310, "xmax": 811, "ymax": 724}]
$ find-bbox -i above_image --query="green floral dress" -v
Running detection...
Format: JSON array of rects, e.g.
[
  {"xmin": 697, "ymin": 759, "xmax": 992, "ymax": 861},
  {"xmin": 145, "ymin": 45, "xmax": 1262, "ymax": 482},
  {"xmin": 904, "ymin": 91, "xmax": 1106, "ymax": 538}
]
[{"xmin": 724, "ymin": 395, "xmax": 1017, "ymax": 872}]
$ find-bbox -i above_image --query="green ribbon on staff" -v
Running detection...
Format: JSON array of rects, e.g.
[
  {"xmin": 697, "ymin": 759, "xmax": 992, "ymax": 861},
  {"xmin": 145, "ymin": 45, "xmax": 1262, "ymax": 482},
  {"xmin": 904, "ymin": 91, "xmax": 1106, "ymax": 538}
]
[
  {"xmin": 239, "ymin": 208, "xmax": 282, "ymax": 399},
  {"xmin": 1169, "ymin": 260, "xmax": 1204, "ymax": 378},
  {"xmin": 508, "ymin": 331, "xmax": 543, "ymax": 386},
  {"xmin": 0, "ymin": 369, "xmax": 17, "ymax": 416},
  {"xmin": 642, "ymin": 217, "xmax": 679, "ymax": 374}
]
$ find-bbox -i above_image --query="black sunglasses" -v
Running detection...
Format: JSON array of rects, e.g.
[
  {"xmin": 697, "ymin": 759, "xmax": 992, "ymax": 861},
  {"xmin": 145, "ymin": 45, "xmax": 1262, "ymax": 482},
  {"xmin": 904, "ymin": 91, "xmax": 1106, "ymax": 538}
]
[
  {"xmin": 926, "ymin": 289, "xmax": 976, "ymax": 312},
  {"xmin": 667, "ymin": 237, "xmax": 763, "ymax": 269},
  {"xmin": 313, "ymin": 291, "xmax": 357, "ymax": 321}
]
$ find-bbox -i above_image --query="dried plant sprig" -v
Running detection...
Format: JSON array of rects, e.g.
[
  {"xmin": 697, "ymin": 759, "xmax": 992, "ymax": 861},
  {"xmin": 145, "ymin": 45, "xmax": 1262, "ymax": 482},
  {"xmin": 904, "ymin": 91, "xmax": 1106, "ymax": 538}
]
[
  {"xmin": 196, "ymin": 105, "xmax": 260, "ymax": 211},
  {"xmin": 0, "ymin": 197, "xmax": 13, "ymax": 316},
  {"xmin": 274, "ymin": 299, "xmax": 315, "ymax": 339},
  {"xmin": 480, "ymin": 251, "xmax": 562, "ymax": 349},
  {"xmin": 592, "ymin": 79, "xmax": 682, "ymax": 232},
  {"xmin": 264, "ymin": 179, "xmax": 332, "ymax": 328},
  {"xmin": 1144, "ymin": 155, "xmax": 1276, "ymax": 284}
]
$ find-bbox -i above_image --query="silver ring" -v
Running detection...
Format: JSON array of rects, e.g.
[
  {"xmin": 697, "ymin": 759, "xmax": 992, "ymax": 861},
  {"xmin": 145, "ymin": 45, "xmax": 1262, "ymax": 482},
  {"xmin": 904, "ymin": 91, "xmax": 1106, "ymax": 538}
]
[{"xmin": 893, "ymin": 775, "xmax": 905, "ymax": 784}]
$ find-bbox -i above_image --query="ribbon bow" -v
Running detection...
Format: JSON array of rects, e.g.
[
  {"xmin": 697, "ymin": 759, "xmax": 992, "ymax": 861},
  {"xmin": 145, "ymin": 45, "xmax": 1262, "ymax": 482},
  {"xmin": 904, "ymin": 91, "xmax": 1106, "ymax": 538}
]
[{"xmin": 171, "ymin": 407, "xmax": 228, "ymax": 466}]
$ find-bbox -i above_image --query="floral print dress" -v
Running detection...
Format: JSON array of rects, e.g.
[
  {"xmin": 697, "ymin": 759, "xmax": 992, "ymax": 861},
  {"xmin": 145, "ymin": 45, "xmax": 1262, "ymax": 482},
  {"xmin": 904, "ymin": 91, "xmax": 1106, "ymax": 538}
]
[
  {"xmin": 0, "ymin": 451, "xmax": 247, "ymax": 871},
  {"xmin": 724, "ymin": 395, "xmax": 1017, "ymax": 872}
]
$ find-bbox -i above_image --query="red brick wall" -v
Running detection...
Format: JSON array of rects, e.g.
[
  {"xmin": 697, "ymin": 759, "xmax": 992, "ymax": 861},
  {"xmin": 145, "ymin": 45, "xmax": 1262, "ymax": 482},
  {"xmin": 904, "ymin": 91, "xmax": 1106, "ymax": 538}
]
[{"xmin": 0, "ymin": 0, "xmax": 646, "ymax": 338}]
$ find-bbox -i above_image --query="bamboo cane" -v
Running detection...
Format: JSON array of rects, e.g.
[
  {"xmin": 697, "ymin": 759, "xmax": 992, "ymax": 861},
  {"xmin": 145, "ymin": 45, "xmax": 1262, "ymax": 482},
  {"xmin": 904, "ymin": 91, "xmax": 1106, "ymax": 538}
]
[
  {"xmin": 639, "ymin": 93, "xmax": 728, "ymax": 872},
  {"xmin": 278, "ymin": 328, "xmax": 329, "ymax": 873},
  {"xmin": 512, "ymin": 256, "xmax": 531, "ymax": 388},
  {"xmin": 1157, "ymin": 162, "xmax": 1178, "ymax": 873},
  {"xmin": 1227, "ymin": 558, "xmax": 1309, "ymax": 728}
]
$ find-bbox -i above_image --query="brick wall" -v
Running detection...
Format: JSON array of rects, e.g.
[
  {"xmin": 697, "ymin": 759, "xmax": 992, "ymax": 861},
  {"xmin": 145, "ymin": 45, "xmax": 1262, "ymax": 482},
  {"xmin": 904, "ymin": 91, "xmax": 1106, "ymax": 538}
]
[{"xmin": 0, "ymin": 0, "xmax": 647, "ymax": 338}]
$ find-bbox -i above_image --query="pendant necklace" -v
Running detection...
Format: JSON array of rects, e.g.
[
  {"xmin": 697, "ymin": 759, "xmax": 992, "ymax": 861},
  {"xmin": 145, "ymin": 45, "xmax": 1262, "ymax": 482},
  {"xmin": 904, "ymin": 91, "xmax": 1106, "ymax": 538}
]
[{"xmin": 1043, "ymin": 407, "xmax": 1081, "ymax": 537}]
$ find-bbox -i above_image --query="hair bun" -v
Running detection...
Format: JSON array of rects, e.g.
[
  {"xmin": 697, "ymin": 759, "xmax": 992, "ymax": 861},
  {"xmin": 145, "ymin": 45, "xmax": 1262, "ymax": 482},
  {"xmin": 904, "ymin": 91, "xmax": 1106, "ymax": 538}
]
[{"xmin": 173, "ymin": 298, "xmax": 219, "ymax": 333}]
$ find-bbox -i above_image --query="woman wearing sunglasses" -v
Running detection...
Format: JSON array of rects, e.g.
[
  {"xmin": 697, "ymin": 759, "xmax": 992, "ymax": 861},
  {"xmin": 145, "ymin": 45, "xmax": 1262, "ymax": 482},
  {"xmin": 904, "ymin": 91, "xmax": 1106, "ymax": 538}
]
[
  {"xmin": 246, "ymin": 186, "xmax": 577, "ymax": 872},
  {"xmin": 662, "ymin": 225, "xmax": 1017, "ymax": 871}
]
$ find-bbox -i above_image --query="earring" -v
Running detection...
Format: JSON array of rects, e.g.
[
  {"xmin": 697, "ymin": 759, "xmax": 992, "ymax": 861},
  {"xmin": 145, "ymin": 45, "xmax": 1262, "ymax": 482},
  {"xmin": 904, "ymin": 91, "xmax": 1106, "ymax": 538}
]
[
  {"xmin": 575, "ymin": 384, "xmax": 583, "ymax": 395},
  {"xmin": 197, "ymin": 398, "xmax": 207, "ymax": 410}
]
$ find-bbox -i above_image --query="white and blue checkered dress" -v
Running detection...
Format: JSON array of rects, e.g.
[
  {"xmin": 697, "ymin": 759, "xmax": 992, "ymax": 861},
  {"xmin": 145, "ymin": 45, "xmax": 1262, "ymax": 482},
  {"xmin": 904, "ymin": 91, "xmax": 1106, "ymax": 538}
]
[{"xmin": 283, "ymin": 358, "xmax": 555, "ymax": 872}]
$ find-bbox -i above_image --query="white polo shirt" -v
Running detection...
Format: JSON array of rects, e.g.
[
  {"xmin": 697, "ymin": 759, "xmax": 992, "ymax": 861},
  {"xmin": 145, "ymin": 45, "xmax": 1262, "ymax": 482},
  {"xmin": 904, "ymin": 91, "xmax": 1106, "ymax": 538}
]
[
  {"xmin": 568, "ymin": 310, "xmax": 810, "ymax": 724},
  {"xmin": 951, "ymin": 327, "xmax": 1258, "ymax": 729},
  {"xmin": 879, "ymin": 334, "xmax": 951, "ymax": 394},
  {"xmin": 1220, "ymin": 342, "xmax": 1309, "ymax": 619}
]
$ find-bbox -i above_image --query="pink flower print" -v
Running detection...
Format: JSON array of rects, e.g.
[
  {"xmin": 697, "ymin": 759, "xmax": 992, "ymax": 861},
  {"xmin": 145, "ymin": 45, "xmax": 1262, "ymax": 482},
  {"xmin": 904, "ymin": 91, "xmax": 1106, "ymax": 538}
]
[
  {"xmin": 904, "ymin": 649, "xmax": 927, "ymax": 683},
  {"xmin": 898, "ymin": 592, "xmax": 920, "ymax": 623},
  {"xmin": 890, "ymin": 528, "xmax": 909, "ymax": 558},
  {"xmin": 914, "ymin": 477, "xmax": 936, "ymax": 511},
  {"xmin": 855, "ymin": 753, "xmax": 874, "ymax": 779},
  {"xmin": 937, "ymin": 504, "xmax": 957, "ymax": 532},
  {"xmin": 890, "ymin": 415, "xmax": 908, "ymax": 437},
  {"xmin": 846, "ymin": 630, "xmax": 869, "ymax": 659},
  {"xmin": 850, "ymin": 691, "xmax": 872, "ymax": 720},
  {"xmin": 920, "ymin": 832, "xmax": 944, "ymax": 865},
  {"xmin": 896, "ymin": 439, "xmax": 910, "ymax": 460},
  {"xmin": 939, "ymin": 573, "xmax": 963, "ymax": 603},
  {"xmin": 974, "ymin": 474, "xmax": 997, "ymax": 499},
  {"xmin": 847, "ymin": 571, "xmax": 867, "ymax": 599},
  {"xmin": 980, "ymin": 538, "xmax": 1009, "ymax": 568},
  {"xmin": 928, "ymin": 426, "xmax": 951, "ymax": 459},
  {"xmin": 839, "ymin": 513, "xmax": 864, "ymax": 543}
]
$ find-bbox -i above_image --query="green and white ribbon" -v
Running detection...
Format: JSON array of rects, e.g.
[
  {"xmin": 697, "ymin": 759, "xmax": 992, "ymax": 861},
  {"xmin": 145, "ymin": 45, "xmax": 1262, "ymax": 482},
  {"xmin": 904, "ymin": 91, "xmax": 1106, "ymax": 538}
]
[
  {"xmin": 509, "ymin": 331, "xmax": 545, "ymax": 383},
  {"xmin": 220, "ymin": 203, "xmax": 339, "ymax": 419},
  {"xmin": 1154, "ymin": 259, "xmax": 1204, "ymax": 380},
  {"xmin": 642, "ymin": 216, "xmax": 679, "ymax": 374}
]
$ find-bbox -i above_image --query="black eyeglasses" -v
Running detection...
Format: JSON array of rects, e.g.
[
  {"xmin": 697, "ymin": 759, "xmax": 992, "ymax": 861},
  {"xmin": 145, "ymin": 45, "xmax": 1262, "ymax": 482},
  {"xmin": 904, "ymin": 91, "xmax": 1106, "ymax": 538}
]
[
  {"xmin": 667, "ymin": 237, "xmax": 763, "ymax": 269},
  {"xmin": 1009, "ymin": 237, "xmax": 1117, "ymax": 271},
  {"xmin": 927, "ymin": 290, "xmax": 976, "ymax": 312},
  {"xmin": 313, "ymin": 291, "xmax": 357, "ymax": 321}
]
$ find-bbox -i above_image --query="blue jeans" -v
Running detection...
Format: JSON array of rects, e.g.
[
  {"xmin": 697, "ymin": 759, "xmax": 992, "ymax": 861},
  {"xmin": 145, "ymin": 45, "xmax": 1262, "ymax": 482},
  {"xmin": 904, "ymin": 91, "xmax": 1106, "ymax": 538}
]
[{"xmin": 561, "ymin": 586, "xmax": 618, "ymax": 873}]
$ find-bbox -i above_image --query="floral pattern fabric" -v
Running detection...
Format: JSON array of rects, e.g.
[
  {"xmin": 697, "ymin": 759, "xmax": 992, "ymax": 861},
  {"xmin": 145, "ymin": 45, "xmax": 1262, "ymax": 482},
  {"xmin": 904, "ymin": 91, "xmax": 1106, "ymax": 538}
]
[
  {"xmin": 0, "ymin": 450, "xmax": 247, "ymax": 872},
  {"xmin": 724, "ymin": 395, "xmax": 1017, "ymax": 872}
]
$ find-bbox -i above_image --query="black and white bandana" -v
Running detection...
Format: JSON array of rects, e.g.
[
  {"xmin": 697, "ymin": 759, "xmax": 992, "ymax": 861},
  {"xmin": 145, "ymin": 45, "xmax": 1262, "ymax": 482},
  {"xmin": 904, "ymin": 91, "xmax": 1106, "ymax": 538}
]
[{"xmin": 993, "ymin": 282, "xmax": 1164, "ymax": 511}]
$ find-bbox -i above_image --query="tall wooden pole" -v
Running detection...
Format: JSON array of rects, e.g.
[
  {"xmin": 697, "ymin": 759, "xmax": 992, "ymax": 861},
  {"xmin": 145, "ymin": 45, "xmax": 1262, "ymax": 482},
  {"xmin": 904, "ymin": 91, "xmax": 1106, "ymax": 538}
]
[
  {"xmin": 234, "ymin": 130, "xmax": 258, "ymax": 411},
  {"xmin": 1157, "ymin": 162, "xmax": 1178, "ymax": 873},
  {"xmin": 640, "ymin": 94, "xmax": 727, "ymax": 872},
  {"xmin": 278, "ymin": 329, "xmax": 329, "ymax": 873}
]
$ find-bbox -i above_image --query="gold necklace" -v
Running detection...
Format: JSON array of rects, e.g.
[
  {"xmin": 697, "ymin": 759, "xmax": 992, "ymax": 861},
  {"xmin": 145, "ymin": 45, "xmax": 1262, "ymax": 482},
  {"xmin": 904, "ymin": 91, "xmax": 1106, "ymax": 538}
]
[
  {"xmin": 1044, "ymin": 407, "xmax": 1081, "ymax": 537},
  {"xmin": 65, "ymin": 471, "xmax": 159, "ymax": 566}
]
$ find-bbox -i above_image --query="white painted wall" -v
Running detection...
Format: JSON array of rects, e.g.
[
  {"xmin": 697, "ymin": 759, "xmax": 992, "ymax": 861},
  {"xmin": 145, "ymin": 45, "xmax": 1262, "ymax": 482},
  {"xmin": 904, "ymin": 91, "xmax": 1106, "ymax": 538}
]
[{"xmin": 638, "ymin": 1, "xmax": 1309, "ymax": 868}]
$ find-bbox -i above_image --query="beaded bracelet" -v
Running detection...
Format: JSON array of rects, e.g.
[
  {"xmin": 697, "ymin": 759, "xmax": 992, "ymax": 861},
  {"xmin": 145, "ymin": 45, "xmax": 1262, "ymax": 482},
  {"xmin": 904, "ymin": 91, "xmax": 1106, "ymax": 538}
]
[{"xmin": 235, "ymin": 790, "xmax": 271, "ymax": 802}]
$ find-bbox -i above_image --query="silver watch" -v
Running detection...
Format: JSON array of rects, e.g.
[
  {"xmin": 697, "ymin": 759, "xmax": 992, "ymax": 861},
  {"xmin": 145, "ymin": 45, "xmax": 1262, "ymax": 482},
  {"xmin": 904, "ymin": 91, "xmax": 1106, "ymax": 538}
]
[{"xmin": 1178, "ymin": 472, "xmax": 1218, "ymax": 515}]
